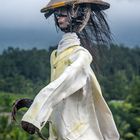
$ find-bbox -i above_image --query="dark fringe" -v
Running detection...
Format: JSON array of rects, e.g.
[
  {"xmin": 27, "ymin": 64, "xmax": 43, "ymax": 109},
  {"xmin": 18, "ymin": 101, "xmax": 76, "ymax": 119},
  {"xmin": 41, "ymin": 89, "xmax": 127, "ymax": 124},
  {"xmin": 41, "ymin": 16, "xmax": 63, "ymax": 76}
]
[{"xmin": 77, "ymin": 10, "xmax": 111, "ymax": 72}]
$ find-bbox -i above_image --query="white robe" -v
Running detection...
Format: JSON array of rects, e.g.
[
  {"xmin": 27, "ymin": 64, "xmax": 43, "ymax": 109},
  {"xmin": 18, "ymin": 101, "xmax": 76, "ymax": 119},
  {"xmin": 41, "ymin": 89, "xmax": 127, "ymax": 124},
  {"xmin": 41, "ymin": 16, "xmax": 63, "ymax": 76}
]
[{"xmin": 22, "ymin": 33, "xmax": 120, "ymax": 140}]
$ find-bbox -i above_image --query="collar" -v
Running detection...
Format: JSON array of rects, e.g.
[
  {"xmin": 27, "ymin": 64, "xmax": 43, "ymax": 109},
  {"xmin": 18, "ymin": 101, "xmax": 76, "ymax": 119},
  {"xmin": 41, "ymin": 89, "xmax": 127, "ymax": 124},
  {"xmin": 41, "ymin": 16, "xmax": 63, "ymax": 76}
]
[{"xmin": 57, "ymin": 32, "xmax": 80, "ymax": 54}]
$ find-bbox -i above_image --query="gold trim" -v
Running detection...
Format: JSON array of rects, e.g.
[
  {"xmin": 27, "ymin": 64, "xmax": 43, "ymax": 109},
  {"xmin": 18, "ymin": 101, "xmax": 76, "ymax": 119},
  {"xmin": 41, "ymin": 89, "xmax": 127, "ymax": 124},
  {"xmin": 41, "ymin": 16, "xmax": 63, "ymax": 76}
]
[{"xmin": 51, "ymin": 2, "xmax": 65, "ymax": 8}]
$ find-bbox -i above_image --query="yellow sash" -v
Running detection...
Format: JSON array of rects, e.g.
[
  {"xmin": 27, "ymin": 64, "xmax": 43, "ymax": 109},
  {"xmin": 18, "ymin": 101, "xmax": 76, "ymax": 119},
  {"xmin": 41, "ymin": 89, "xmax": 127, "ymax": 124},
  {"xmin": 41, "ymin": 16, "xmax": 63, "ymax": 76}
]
[{"xmin": 50, "ymin": 46, "xmax": 79, "ymax": 81}]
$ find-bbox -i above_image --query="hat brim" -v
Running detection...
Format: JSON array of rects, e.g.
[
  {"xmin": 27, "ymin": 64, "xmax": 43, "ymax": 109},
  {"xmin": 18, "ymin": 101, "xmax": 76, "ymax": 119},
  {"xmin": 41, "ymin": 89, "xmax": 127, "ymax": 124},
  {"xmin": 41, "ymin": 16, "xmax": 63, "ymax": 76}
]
[{"xmin": 41, "ymin": 1, "xmax": 110, "ymax": 19}]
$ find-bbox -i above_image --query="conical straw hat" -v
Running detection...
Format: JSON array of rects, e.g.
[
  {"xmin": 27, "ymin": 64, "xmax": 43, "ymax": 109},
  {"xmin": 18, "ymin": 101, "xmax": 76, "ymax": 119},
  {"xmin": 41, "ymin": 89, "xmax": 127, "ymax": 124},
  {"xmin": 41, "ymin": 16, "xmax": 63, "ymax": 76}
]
[{"xmin": 41, "ymin": 0, "xmax": 110, "ymax": 13}]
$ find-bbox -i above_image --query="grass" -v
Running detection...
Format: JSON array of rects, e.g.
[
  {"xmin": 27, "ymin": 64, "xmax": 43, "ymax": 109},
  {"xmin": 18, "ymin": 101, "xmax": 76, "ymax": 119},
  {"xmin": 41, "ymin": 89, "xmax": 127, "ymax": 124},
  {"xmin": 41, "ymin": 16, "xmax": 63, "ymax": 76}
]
[{"xmin": 0, "ymin": 91, "xmax": 34, "ymax": 112}]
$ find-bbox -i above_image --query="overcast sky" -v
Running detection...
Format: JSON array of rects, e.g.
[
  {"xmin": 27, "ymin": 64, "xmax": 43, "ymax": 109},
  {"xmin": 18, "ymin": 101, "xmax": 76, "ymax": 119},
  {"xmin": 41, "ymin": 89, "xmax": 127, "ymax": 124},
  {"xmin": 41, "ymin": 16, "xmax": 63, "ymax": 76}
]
[{"xmin": 0, "ymin": 0, "xmax": 140, "ymax": 51}]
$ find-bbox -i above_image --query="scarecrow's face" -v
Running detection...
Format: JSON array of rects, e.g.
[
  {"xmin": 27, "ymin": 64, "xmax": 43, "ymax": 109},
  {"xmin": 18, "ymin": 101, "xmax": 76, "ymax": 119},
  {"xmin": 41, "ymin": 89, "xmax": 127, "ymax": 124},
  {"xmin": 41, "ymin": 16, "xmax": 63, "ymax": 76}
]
[
  {"xmin": 54, "ymin": 5, "xmax": 91, "ymax": 33},
  {"xmin": 54, "ymin": 7, "xmax": 70, "ymax": 30}
]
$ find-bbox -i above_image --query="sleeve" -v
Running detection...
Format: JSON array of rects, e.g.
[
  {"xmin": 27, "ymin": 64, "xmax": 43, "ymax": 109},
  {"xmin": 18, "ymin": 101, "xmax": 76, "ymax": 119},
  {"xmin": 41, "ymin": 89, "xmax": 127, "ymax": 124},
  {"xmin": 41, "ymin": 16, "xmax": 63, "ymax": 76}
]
[{"xmin": 22, "ymin": 48, "xmax": 92, "ymax": 130}]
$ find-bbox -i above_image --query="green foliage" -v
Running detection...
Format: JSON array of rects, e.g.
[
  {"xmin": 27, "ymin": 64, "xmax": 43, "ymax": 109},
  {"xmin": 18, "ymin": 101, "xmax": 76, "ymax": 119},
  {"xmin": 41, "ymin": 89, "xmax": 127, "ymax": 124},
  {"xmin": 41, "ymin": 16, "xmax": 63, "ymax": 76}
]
[
  {"xmin": 0, "ymin": 92, "xmax": 34, "ymax": 112},
  {"xmin": 0, "ymin": 115, "xmax": 41, "ymax": 140},
  {"xmin": 127, "ymin": 76, "xmax": 140, "ymax": 109},
  {"xmin": 97, "ymin": 44, "xmax": 140, "ymax": 100},
  {"xmin": 109, "ymin": 76, "xmax": 140, "ymax": 139},
  {"xmin": 99, "ymin": 70, "xmax": 129, "ymax": 100},
  {"xmin": 0, "ymin": 47, "xmax": 52, "ymax": 95},
  {"xmin": 0, "ymin": 92, "xmax": 43, "ymax": 140},
  {"xmin": 0, "ymin": 75, "xmax": 33, "ymax": 94}
]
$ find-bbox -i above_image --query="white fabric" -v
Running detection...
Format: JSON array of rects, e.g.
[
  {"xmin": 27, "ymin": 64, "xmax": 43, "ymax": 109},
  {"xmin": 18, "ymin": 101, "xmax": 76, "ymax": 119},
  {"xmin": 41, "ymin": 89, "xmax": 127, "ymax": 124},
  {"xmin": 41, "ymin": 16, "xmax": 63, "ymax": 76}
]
[
  {"xmin": 57, "ymin": 32, "xmax": 80, "ymax": 54},
  {"xmin": 22, "ymin": 33, "xmax": 120, "ymax": 140}
]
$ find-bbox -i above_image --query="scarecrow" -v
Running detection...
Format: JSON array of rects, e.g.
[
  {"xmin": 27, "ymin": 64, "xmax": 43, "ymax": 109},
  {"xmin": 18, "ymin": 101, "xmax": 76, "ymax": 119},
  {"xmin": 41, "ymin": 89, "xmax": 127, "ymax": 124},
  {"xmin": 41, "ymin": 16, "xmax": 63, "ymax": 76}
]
[{"xmin": 12, "ymin": 0, "xmax": 120, "ymax": 140}]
